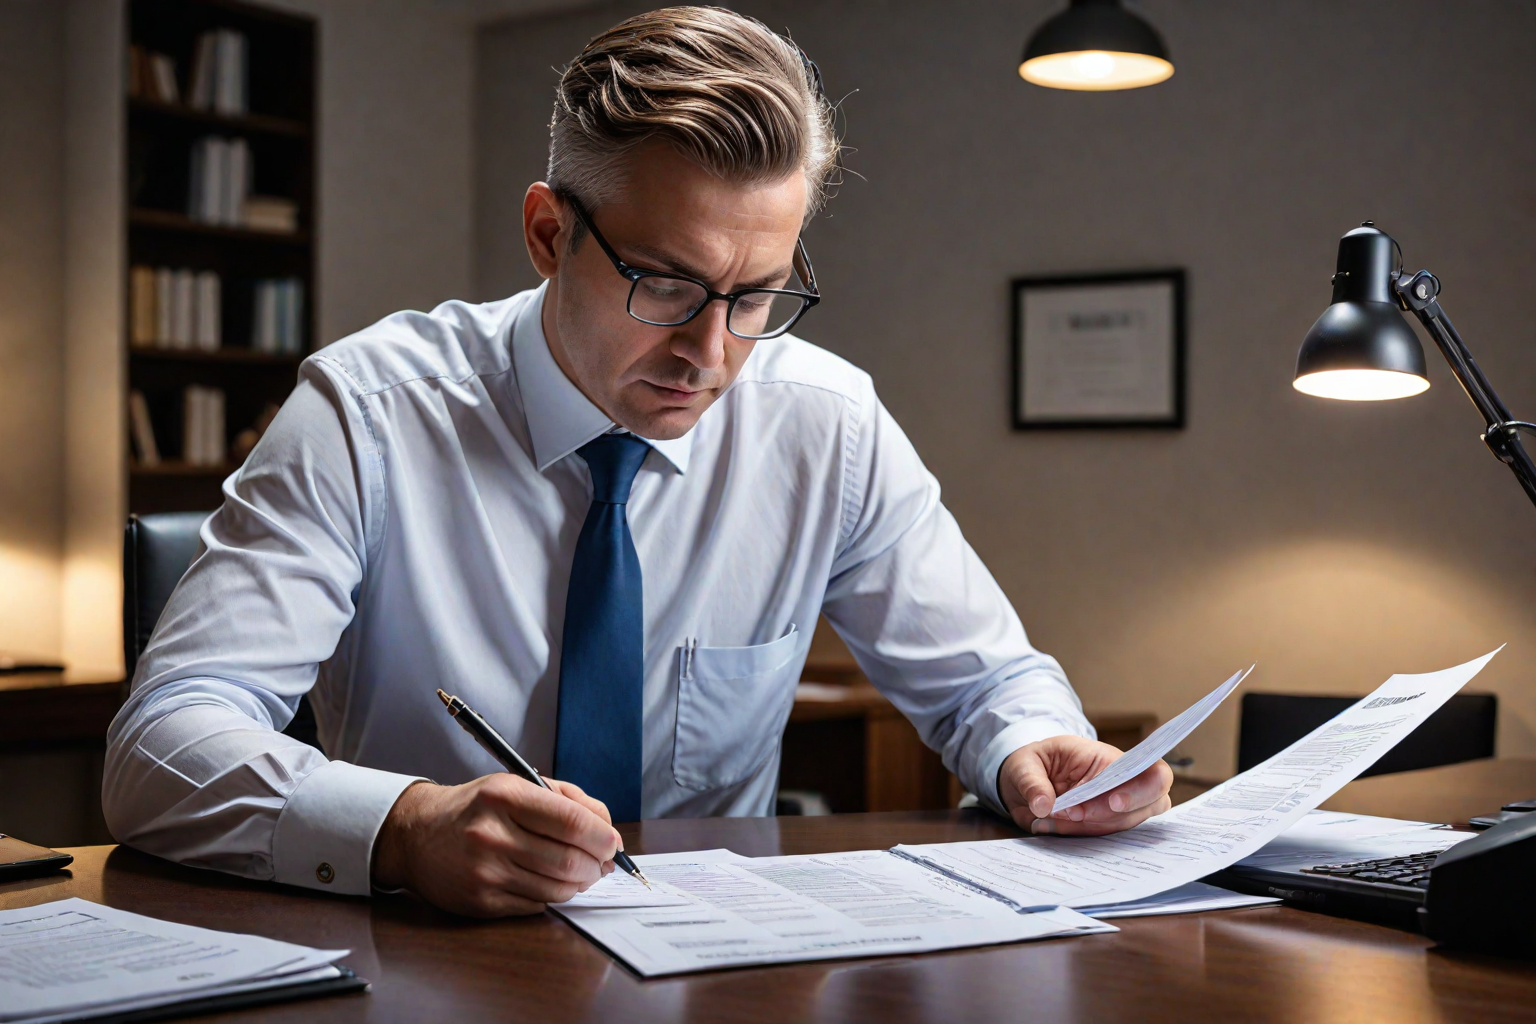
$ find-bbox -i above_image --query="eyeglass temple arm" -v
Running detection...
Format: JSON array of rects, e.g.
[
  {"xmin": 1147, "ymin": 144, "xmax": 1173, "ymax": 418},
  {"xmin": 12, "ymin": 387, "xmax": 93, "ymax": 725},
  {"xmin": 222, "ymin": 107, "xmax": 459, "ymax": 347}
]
[{"xmin": 795, "ymin": 238, "xmax": 818, "ymax": 296}]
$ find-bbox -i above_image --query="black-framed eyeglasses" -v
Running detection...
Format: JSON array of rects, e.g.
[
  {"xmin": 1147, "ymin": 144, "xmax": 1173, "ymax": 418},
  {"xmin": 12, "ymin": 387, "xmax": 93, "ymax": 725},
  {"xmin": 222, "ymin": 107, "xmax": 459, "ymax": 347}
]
[{"xmin": 566, "ymin": 196, "xmax": 821, "ymax": 341}]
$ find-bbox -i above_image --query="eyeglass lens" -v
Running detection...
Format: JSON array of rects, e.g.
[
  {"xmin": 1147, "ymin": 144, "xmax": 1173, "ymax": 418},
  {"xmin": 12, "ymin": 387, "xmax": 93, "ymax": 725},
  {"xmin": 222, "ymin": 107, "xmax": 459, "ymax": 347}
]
[{"xmin": 628, "ymin": 264, "xmax": 811, "ymax": 339}]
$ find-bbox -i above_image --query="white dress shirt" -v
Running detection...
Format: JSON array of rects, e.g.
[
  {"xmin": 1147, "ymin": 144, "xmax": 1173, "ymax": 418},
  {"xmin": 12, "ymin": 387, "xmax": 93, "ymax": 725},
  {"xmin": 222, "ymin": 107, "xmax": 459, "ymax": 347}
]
[{"xmin": 103, "ymin": 283, "xmax": 1093, "ymax": 896}]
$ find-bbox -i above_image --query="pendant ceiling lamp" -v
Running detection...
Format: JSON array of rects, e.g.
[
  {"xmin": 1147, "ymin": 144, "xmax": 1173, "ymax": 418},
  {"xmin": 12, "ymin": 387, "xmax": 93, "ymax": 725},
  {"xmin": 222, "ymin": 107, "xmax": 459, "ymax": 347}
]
[{"xmin": 1019, "ymin": 0, "xmax": 1174, "ymax": 92}]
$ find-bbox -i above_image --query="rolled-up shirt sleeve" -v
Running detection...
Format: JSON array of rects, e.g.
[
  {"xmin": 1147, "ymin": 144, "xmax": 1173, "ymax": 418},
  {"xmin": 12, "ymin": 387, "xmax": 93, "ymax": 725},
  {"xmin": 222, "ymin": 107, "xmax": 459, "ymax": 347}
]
[
  {"xmin": 820, "ymin": 385, "xmax": 1094, "ymax": 817},
  {"xmin": 103, "ymin": 361, "xmax": 423, "ymax": 895}
]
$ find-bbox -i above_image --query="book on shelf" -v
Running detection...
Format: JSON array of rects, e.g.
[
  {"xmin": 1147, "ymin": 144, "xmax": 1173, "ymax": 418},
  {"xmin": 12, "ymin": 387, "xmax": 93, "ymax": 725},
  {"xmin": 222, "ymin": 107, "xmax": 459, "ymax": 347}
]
[
  {"xmin": 195, "ymin": 272, "xmax": 221, "ymax": 348},
  {"xmin": 183, "ymin": 386, "xmax": 227, "ymax": 467},
  {"xmin": 131, "ymin": 266, "xmax": 156, "ymax": 346},
  {"xmin": 243, "ymin": 195, "xmax": 299, "ymax": 234},
  {"xmin": 188, "ymin": 136, "xmax": 250, "ymax": 227},
  {"xmin": 189, "ymin": 30, "xmax": 248, "ymax": 116},
  {"xmin": 132, "ymin": 265, "xmax": 220, "ymax": 351},
  {"xmin": 128, "ymin": 390, "xmax": 161, "ymax": 467},
  {"xmin": 171, "ymin": 269, "xmax": 194, "ymax": 348},
  {"xmin": 154, "ymin": 267, "xmax": 174, "ymax": 345},
  {"xmin": 253, "ymin": 278, "xmax": 305, "ymax": 354},
  {"xmin": 127, "ymin": 45, "xmax": 180, "ymax": 104}
]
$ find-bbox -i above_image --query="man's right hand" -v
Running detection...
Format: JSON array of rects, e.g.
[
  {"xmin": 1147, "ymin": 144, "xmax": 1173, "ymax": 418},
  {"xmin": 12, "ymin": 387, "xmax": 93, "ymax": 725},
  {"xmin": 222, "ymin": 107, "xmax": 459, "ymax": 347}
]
[{"xmin": 371, "ymin": 774, "xmax": 621, "ymax": 917}]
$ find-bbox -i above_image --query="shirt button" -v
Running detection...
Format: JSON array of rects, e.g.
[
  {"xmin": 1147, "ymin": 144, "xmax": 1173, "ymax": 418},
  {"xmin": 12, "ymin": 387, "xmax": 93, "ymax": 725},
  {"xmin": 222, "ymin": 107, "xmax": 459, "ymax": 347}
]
[{"xmin": 316, "ymin": 862, "xmax": 335, "ymax": 884}]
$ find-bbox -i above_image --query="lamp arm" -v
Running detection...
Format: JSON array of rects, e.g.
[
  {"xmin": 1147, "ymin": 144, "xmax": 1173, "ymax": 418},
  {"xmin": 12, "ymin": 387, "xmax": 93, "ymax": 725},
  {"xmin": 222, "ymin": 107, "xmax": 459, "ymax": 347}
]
[{"xmin": 1393, "ymin": 270, "xmax": 1536, "ymax": 511}]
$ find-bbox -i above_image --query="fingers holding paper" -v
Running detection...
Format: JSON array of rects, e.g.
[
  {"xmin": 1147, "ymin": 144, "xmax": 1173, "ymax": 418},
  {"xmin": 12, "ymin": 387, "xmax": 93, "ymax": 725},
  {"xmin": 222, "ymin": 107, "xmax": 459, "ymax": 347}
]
[{"xmin": 999, "ymin": 736, "xmax": 1173, "ymax": 837}]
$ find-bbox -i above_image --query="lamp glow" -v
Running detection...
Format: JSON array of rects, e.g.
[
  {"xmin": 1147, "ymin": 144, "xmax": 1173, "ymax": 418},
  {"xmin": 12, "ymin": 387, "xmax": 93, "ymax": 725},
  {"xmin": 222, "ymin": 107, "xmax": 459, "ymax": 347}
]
[
  {"xmin": 1293, "ymin": 368, "xmax": 1430, "ymax": 402},
  {"xmin": 1020, "ymin": 50, "xmax": 1174, "ymax": 90},
  {"xmin": 1019, "ymin": 1, "xmax": 1174, "ymax": 93}
]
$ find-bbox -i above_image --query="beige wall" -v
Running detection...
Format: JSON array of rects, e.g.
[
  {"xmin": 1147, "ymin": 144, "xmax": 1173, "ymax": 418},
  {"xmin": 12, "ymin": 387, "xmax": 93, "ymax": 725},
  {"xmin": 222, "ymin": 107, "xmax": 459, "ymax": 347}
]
[
  {"xmin": 0, "ymin": 0, "xmax": 65, "ymax": 660},
  {"xmin": 476, "ymin": 0, "xmax": 1536, "ymax": 779},
  {"xmin": 61, "ymin": 0, "xmax": 126, "ymax": 676},
  {"xmin": 270, "ymin": 0, "xmax": 477, "ymax": 345}
]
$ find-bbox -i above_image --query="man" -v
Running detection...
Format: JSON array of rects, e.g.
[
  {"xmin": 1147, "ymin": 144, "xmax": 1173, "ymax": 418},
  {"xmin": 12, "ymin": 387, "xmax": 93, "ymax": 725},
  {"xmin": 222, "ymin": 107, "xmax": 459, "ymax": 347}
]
[{"xmin": 104, "ymin": 7, "xmax": 1172, "ymax": 918}]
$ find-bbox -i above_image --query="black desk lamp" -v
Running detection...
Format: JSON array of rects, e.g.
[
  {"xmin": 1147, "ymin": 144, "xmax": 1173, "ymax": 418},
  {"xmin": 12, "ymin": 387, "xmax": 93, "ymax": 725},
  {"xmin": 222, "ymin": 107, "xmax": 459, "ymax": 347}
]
[{"xmin": 1294, "ymin": 223, "xmax": 1536, "ymax": 510}]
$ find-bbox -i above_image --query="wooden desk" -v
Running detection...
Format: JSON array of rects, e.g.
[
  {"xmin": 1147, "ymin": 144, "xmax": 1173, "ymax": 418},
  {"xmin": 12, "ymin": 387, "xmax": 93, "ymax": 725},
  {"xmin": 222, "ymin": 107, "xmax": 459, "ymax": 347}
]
[
  {"xmin": 6, "ymin": 813, "xmax": 1534, "ymax": 1023},
  {"xmin": 0, "ymin": 671, "xmax": 124, "ymax": 749}
]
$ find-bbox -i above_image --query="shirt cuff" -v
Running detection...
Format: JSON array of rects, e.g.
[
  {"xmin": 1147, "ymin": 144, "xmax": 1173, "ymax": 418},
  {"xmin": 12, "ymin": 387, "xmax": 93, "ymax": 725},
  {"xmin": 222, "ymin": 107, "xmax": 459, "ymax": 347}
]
[
  {"xmin": 271, "ymin": 760, "xmax": 426, "ymax": 896},
  {"xmin": 974, "ymin": 717, "xmax": 1095, "ymax": 818}
]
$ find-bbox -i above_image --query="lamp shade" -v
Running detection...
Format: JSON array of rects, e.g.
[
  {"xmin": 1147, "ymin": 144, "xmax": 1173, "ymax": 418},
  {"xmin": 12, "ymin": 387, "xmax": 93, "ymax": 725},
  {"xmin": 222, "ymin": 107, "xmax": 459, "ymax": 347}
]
[
  {"xmin": 1019, "ymin": 0, "xmax": 1174, "ymax": 91},
  {"xmin": 1293, "ymin": 224, "xmax": 1430, "ymax": 401}
]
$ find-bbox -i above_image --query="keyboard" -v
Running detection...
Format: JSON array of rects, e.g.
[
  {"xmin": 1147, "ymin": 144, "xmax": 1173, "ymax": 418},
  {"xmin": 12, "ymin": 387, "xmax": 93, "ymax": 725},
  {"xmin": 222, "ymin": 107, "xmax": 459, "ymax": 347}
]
[{"xmin": 1300, "ymin": 850, "xmax": 1437, "ymax": 890}]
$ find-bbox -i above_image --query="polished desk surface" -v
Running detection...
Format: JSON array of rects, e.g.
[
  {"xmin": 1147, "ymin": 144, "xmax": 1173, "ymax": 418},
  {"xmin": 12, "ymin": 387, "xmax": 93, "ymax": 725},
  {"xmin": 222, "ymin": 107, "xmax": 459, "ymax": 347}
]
[{"xmin": 5, "ymin": 807, "xmax": 1536, "ymax": 1024}]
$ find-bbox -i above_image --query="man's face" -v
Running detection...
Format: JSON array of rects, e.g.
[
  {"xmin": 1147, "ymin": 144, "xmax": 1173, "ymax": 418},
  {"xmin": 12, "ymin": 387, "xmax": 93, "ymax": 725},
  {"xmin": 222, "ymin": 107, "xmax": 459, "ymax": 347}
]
[{"xmin": 524, "ymin": 143, "xmax": 808, "ymax": 440}]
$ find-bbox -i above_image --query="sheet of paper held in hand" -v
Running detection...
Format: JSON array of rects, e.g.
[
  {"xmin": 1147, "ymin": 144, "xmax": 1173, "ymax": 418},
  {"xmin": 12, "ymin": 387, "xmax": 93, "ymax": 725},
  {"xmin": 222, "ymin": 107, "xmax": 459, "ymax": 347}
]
[
  {"xmin": 552, "ymin": 849, "xmax": 1115, "ymax": 977},
  {"xmin": 1050, "ymin": 664, "xmax": 1253, "ymax": 813},
  {"xmin": 893, "ymin": 648, "xmax": 1501, "ymax": 911}
]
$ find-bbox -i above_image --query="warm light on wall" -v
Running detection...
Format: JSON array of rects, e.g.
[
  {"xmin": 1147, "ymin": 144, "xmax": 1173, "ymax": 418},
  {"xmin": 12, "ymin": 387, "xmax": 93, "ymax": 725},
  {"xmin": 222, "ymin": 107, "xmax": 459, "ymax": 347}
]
[
  {"xmin": 1293, "ymin": 368, "xmax": 1430, "ymax": 402},
  {"xmin": 0, "ymin": 543, "xmax": 63, "ymax": 660},
  {"xmin": 1019, "ymin": 0, "xmax": 1174, "ymax": 92}
]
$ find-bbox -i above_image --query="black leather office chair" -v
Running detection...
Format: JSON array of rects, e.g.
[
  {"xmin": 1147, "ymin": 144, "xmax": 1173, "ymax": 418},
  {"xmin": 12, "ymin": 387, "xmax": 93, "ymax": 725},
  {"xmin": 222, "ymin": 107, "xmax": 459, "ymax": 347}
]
[
  {"xmin": 123, "ymin": 512, "xmax": 320, "ymax": 749},
  {"xmin": 1236, "ymin": 692, "xmax": 1497, "ymax": 776}
]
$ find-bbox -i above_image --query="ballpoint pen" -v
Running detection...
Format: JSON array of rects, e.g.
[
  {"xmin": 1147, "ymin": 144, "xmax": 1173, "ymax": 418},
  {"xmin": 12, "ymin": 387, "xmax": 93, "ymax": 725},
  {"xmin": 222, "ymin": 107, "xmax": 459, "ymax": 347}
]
[{"xmin": 435, "ymin": 688, "xmax": 652, "ymax": 889}]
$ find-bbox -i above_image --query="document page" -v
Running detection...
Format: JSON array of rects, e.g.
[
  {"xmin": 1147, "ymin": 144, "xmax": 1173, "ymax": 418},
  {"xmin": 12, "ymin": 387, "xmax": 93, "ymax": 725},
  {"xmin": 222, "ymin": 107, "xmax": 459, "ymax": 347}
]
[
  {"xmin": 0, "ymin": 898, "xmax": 348, "ymax": 1024},
  {"xmin": 1234, "ymin": 810, "xmax": 1470, "ymax": 872},
  {"xmin": 1052, "ymin": 665, "xmax": 1252, "ymax": 812},
  {"xmin": 560, "ymin": 869, "xmax": 693, "ymax": 909},
  {"xmin": 894, "ymin": 649, "xmax": 1498, "ymax": 909},
  {"xmin": 1078, "ymin": 881, "xmax": 1278, "ymax": 919},
  {"xmin": 551, "ymin": 848, "xmax": 1112, "ymax": 976}
]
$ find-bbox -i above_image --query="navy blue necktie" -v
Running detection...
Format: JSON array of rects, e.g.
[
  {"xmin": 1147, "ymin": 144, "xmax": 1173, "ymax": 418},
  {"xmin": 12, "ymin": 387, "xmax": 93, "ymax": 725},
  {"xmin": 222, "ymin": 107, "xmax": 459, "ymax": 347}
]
[{"xmin": 554, "ymin": 434, "xmax": 650, "ymax": 822}]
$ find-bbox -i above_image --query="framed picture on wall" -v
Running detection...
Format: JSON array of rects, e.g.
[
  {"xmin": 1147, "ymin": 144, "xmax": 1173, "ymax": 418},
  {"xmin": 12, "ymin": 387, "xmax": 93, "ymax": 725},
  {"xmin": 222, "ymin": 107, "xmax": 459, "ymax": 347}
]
[{"xmin": 1011, "ymin": 269, "xmax": 1186, "ymax": 429}]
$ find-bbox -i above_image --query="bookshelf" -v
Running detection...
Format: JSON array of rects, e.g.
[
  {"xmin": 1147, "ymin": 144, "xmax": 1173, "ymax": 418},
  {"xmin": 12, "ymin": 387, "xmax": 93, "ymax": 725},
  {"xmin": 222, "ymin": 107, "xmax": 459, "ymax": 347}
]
[{"xmin": 125, "ymin": 0, "xmax": 316, "ymax": 513}]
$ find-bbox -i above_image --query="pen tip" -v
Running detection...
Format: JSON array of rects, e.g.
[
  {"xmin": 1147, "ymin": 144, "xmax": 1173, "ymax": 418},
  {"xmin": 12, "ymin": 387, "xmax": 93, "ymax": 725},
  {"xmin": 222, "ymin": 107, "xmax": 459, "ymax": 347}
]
[
  {"xmin": 435, "ymin": 688, "xmax": 451, "ymax": 707},
  {"xmin": 637, "ymin": 872, "xmax": 652, "ymax": 890}
]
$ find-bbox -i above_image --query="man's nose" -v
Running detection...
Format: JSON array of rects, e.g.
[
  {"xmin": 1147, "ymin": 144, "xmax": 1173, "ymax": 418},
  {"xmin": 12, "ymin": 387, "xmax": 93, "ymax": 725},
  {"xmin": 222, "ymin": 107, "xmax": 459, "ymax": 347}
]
[{"xmin": 670, "ymin": 299, "xmax": 729, "ymax": 370}]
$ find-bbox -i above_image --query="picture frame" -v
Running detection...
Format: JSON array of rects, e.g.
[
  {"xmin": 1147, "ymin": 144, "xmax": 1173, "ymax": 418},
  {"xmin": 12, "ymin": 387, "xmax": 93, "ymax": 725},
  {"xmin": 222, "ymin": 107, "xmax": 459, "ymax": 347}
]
[{"xmin": 1011, "ymin": 269, "xmax": 1186, "ymax": 430}]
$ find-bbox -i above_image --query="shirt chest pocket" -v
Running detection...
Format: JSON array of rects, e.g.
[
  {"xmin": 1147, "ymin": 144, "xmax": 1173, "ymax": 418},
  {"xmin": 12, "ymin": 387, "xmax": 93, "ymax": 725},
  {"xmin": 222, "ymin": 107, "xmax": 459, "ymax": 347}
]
[{"xmin": 672, "ymin": 625, "xmax": 802, "ymax": 792}]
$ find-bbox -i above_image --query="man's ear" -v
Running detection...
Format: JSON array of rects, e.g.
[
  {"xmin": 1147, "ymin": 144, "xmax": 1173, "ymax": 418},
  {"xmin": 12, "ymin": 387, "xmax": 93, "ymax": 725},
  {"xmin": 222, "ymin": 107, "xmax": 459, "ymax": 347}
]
[{"xmin": 524, "ymin": 182, "xmax": 567, "ymax": 280}]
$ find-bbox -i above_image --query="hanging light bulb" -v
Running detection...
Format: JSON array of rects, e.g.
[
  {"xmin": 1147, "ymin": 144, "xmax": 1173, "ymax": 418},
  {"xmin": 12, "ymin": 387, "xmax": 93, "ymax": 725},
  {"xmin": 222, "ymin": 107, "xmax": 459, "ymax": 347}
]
[{"xmin": 1019, "ymin": 0, "xmax": 1174, "ymax": 92}]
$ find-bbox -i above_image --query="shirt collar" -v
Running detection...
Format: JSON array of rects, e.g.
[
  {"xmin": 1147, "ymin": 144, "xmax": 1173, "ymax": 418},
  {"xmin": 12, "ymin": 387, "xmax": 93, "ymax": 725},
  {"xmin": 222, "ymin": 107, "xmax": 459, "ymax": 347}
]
[{"xmin": 510, "ymin": 281, "xmax": 694, "ymax": 474}]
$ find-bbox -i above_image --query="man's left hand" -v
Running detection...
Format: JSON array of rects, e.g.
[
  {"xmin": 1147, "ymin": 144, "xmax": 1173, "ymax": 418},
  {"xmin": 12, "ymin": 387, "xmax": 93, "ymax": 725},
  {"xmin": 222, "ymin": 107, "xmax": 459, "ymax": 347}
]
[{"xmin": 999, "ymin": 735, "xmax": 1173, "ymax": 836}]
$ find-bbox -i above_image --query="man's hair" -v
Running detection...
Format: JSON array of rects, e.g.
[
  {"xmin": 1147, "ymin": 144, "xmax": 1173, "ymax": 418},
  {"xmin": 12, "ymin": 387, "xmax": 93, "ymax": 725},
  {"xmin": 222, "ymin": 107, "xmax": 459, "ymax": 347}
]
[{"xmin": 548, "ymin": 6, "xmax": 840, "ymax": 235}]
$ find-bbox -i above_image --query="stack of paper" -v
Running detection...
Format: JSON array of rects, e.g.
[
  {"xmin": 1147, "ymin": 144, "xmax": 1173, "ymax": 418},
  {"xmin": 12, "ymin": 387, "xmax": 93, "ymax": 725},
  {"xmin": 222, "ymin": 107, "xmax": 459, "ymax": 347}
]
[
  {"xmin": 554, "ymin": 650, "xmax": 1498, "ymax": 977},
  {"xmin": 1233, "ymin": 809, "xmax": 1470, "ymax": 874},
  {"xmin": 0, "ymin": 899, "xmax": 357, "ymax": 1024},
  {"xmin": 1077, "ymin": 881, "xmax": 1279, "ymax": 919},
  {"xmin": 554, "ymin": 849, "xmax": 1114, "ymax": 977},
  {"xmin": 892, "ymin": 649, "xmax": 1499, "ymax": 911}
]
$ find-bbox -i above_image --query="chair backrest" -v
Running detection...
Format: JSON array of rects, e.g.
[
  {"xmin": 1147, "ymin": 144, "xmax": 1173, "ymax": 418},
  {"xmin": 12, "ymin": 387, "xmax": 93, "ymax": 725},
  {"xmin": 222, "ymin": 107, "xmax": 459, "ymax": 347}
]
[
  {"xmin": 123, "ymin": 512, "xmax": 210, "ymax": 680},
  {"xmin": 122, "ymin": 511, "xmax": 320, "ymax": 749},
  {"xmin": 1237, "ymin": 692, "xmax": 1497, "ymax": 776}
]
